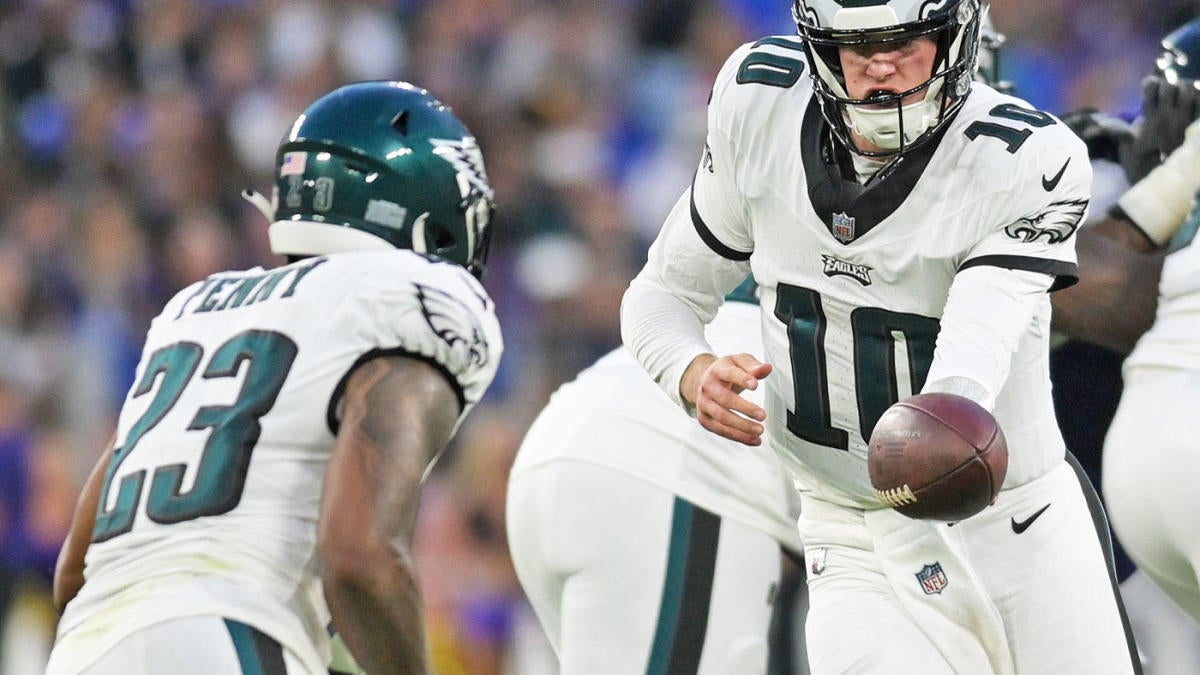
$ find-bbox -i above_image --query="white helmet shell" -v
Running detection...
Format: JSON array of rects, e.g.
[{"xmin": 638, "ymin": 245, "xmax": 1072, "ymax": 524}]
[{"xmin": 793, "ymin": 0, "xmax": 983, "ymax": 156}]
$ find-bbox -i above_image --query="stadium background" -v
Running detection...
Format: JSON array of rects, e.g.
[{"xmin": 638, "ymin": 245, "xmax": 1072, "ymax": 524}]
[{"xmin": 0, "ymin": 0, "xmax": 1193, "ymax": 672}]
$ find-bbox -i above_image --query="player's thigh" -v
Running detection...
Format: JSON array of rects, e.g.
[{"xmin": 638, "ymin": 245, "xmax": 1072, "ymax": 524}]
[
  {"xmin": 974, "ymin": 462, "xmax": 1137, "ymax": 674},
  {"xmin": 506, "ymin": 462, "xmax": 571, "ymax": 652},
  {"xmin": 550, "ymin": 464, "xmax": 672, "ymax": 673},
  {"xmin": 78, "ymin": 616, "xmax": 309, "ymax": 675},
  {"xmin": 798, "ymin": 504, "xmax": 954, "ymax": 675},
  {"xmin": 692, "ymin": 515, "xmax": 782, "ymax": 675},
  {"xmin": 509, "ymin": 460, "xmax": 677, "ymax": 671},
  {"xmin": 802, "ymin": 553, "xmax": 954, "ymax": 675},
  {"xmin": 549, "ymin": 470, "xmax": 782, "ymax": 675},
  {"xmin": 561, "ymin": 514, "xmax": 781, "ymax": 675},
  {"xmin": 1105, "ymin": 371, "xmax": 1200, "ymax": 622}
]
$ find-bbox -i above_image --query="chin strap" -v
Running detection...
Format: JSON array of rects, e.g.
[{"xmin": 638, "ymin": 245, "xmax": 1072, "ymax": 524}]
[{"xmin": 241, "ymin": 188, "xmax": 277, "ymax": 223}]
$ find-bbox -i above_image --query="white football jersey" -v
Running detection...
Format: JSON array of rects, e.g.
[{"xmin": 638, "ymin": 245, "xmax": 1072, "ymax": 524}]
[
  {"xmin": 510, "ymin": 298, "xmax": 803, "ymax": 551},
  {"xmin": 1124, "ymin": 206, "xmax": 1200, "ymax": 372},
  {"xmin": 628, "ymin": 37, "xmax": 1090, "ymax": 509},
  {"xmin": 53, "ymin": 250, "xmax": 502, "ymax": 673}
]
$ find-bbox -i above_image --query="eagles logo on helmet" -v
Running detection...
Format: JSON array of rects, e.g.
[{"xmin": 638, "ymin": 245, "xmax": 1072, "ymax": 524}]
[{"xmin": 792, "ymin": 0, "xmax": 983, "ymax": 157}]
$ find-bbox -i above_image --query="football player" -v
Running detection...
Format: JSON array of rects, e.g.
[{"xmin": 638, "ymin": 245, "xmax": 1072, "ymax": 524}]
[
  {"xmin": 1052, "ymin": 17, "xmax": 1200, "ymax": 347},
  {"xmin": 507, "ymin": 275, "xmax": 803, "ymax": 675},
  {"xmin": 1050, "ymin": 14, "xmax": 1200, "ymax": 631},
  {"xmin": 1046, "ymin": 17, "xmax": 1200, "ymax": 671},
  {"xmin": 46, "ymin": 81, "xmax": 502, "ymax": 675},
  {"xmin": 1103, "ymin": 154, "xmax": 1200, "ymax": 625},
  {"xmin": 621, "ymin": 0, "xmax": 1140, "ymax": 672}
]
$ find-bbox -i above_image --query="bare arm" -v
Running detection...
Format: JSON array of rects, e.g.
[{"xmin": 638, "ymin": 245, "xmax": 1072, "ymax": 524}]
[
  {"xmin": 53, "ymin": 440, "xmax": 114, "ymax": 613},
  {"xmin": 319, "ymin": 356, "xmax": 460, "ymax": 675},
  {"xmin": 1051, "ymin": 216, "xmax": 1164, "ymax": 353}
]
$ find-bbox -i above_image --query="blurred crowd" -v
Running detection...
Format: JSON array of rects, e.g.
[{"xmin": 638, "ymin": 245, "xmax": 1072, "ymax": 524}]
[{"xmin": 0, "ymin": 0, "xmax": 1193, "ymax": 673}]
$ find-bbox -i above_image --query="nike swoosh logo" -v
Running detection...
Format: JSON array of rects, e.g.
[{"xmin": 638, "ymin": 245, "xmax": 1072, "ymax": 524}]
[
  {"xmin": 1011, "ymin": 503, "xmax": 1051, "ymax": 534},
  {"xmin": 1042, "ymin": 159, "xmax": 1070, "ymax": 191}
]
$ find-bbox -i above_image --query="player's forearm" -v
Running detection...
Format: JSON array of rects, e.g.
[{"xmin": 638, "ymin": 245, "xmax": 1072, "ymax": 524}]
[
  {"xmin": 324, "ymin": 551, "xmax": 430, "ymax": 675},
  {"xmin": 53, "ymin": 444, "xmax": 113, "ymax": 613},
  {"xmin": 1050, "ymin": 225, "xmax": 1164, "ymax": 352},
  {"xmin": 321, "ymin": 357, "xmax": 457, "ymax": 674},
  {"xmin": 924, "ymin": 267, "xmax": 1051, "ymax": 410},
  {"xmin": 1116, "ymin": 115, "xmax": 1200, "ymax": 247}
]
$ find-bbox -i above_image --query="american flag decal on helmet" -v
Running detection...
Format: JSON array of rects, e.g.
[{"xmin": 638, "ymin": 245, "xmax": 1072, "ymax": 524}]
[{"xmin": 280, "ymin": 151, "xmax": 307, "ymax": 176}]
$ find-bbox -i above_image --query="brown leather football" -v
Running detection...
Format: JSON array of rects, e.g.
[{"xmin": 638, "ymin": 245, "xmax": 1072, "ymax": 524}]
[{"xmin": 867, "ymin": 392, "xmax": 1008, "ymax": 521}]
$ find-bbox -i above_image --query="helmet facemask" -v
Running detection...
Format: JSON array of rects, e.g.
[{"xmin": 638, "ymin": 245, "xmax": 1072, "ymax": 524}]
[{"xmin": 794, "ymin": 0, "xmax": 981, "ymax": 158}]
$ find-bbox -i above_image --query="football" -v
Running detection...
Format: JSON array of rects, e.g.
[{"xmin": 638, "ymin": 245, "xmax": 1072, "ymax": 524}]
[{"xmin": 867, "ymin": 392, "xmax": 1008, "ymax": 522}]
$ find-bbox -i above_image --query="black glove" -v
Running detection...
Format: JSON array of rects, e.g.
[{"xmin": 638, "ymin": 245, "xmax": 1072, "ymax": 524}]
[
  {"xmin": 1123, "ymin": 74, "xmax": 1200, "ymax": 183},
  {"xmin": 1060, "ymin": 107, "xmax": 1134, "ymax": 165}
]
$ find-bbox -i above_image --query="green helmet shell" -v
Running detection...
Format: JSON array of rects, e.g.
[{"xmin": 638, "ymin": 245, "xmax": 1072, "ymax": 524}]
[{"xmin": 269, "ymin": 81, "xmax": 495, "ymax": 277}]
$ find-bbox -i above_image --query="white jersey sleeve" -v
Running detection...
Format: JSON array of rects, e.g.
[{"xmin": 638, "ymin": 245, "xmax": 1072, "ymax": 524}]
[
  {"xmin": 1125, "ymin": 214, "xmax": 1200, "ymax": 372},
  {"xmin": 959, "ymin": 104, "xmax": 1091, "ymax": 289},
  {"xmin": 924, "ymin": 265, "xmax": 1054, "ymax": 409},
  {"xmin": 622, "ymin": 189, "xmax": 753, "ymax": 410},
  {"xmin": 691, "ymin": 40, "xmax": 759, "ymax": 255},
  {"xmin": 328, "ymin": 256, "xmax": 501, "ymax": 428}
]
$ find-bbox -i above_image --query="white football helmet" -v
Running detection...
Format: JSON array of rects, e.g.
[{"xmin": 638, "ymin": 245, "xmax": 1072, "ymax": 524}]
[{"xmin": 792, "ymin": 0, "xmax": 983, "ymax": 157}]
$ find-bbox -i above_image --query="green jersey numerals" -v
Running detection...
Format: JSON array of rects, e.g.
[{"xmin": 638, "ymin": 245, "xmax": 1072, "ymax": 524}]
[
  {"xmin": 775, "ymin": 284, "xmax": 939, "ymax": 449},
  {"xmin": 92, "ymin": 330, "xmax": 298, "ymax": 543}
]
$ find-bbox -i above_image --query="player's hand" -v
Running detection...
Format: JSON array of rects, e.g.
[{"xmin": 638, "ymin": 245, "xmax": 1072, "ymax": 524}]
[
  {"xmin": 1124, "ymin": 75, "xmax": 1200, "ymax": 183},
  {"xmin": 1060, "ymin": 107, "xmax": 1133, "ymax": 166},
  {"xmin": 682, "ymin": 353, "xmax": 772, "ymax": 446}
]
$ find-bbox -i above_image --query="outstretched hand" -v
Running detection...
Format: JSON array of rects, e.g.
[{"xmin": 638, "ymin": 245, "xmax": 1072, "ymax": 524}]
[
  {"xmin": 681, "ymin": 353, "xmax": 772, "ymax": 446},
  {"xmin": 1124, "ymin": 75, "xmax": 1200, "ymax": 183}
]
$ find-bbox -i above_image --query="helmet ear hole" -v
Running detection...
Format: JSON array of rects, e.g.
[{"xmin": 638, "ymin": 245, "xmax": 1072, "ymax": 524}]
[
  {"xmin": 391, "ymin": 110, "xmax": 410, "ymax": 136},
  {"xmin": 428, "ymin": 223, "xmax": 457, "ymax": 251}
]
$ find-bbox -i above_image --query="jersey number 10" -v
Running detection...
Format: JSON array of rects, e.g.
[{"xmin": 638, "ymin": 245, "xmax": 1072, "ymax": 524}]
[{"xmin": 776, "ymin": 284, "xmax": 939, "ymax": 450}]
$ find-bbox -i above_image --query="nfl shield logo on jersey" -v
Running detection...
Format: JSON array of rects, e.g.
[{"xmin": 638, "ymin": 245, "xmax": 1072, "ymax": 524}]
[
  {"xmin": 916, "ymin": 562, "xmax": 949, "ymax": 595},
  {"xmin": 832, "ymin": 212, "xmax": 856, "ymax": 243}
]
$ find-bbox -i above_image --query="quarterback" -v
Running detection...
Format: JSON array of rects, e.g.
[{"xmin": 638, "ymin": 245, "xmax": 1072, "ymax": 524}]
[
  {"xmin": 46, "ymin": 82, "xmax": 501, "ymax": 675},
  {"xmin": 622, "ymin": 0, "xmax": 1139, "ymax": 672}
]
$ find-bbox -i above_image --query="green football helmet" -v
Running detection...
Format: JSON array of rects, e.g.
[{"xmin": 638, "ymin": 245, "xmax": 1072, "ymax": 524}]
[{"xmin": 257, "ymin": 81, "xmax": 495, "ymax": 278}]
